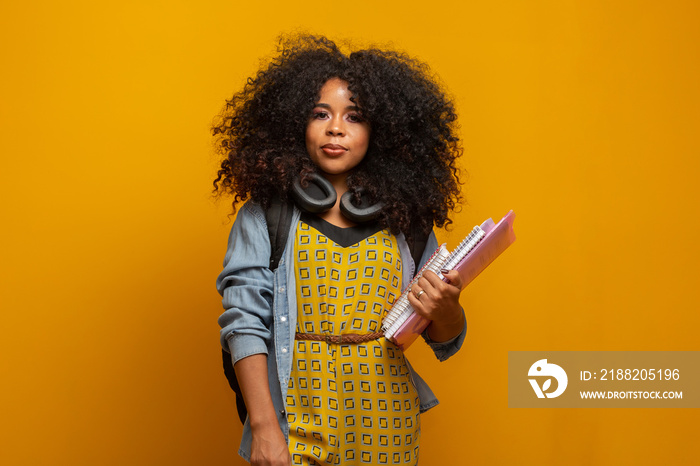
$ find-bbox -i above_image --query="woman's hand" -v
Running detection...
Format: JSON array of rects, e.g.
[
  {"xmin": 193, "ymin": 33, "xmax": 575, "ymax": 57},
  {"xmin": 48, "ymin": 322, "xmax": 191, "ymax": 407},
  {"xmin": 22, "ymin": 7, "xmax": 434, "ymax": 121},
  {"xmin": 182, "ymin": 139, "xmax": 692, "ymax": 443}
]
[
  {"xmin": 249, "ymin": 420, "xmax": 292, "ymax": 466},
  {"xmin": 234, "ymin": 354, "xmax": 292, "ymax": 466},
  {"xmin": 407, "ymin": 269, "xmax": 465, "ymax": 342}
]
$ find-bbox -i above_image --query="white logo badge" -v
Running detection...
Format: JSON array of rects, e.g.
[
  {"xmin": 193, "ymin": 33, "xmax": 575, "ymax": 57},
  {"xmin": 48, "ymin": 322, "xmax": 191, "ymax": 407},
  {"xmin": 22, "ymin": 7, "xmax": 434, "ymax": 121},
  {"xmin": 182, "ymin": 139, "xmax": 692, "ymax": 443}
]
[{"xmin": 528, "ymin": 359, "xmax": 568, "ymax": 398}]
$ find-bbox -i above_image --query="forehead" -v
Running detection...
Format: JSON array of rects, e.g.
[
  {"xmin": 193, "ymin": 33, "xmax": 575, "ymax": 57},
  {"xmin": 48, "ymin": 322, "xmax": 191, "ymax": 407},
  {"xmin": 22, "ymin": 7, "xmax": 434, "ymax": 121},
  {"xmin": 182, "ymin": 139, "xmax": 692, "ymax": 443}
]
[{"xmin": 316, "ymin": 78, "xmax": 355, "ymax": 105}]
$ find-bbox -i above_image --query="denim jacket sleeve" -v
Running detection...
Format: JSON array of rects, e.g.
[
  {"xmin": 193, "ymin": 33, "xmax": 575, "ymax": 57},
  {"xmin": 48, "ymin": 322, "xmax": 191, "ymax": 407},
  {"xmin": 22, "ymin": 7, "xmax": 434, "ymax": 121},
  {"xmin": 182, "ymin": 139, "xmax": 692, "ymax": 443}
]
[{"xmin": 216, "ymin": 202, "xmax": 275, "ymax": 364}]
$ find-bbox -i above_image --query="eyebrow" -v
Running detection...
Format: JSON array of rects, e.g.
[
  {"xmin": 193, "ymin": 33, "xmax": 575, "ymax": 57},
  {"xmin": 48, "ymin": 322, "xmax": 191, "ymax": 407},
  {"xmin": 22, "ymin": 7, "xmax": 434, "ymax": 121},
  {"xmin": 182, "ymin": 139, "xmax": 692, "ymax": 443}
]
[{"xmin": 314, "ymin": 103, "xmax": 362, "ymax": 112}]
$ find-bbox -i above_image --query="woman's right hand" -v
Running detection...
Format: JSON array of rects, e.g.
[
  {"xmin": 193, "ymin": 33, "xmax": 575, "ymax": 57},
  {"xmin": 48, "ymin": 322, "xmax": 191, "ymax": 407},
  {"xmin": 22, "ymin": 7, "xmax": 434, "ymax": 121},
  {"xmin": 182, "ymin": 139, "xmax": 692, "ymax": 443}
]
[
  {"xmin": 250, "ymin": 421, "xmax": 292, "ymax": 466},
  {"xmin": 234, "ymin": 354, "xmax": 292, "ymax": 465}
]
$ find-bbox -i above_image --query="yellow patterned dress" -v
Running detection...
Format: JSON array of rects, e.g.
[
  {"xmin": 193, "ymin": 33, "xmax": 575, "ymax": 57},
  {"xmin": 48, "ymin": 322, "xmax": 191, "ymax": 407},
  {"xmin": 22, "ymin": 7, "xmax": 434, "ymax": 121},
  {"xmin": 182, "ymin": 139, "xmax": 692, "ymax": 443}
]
[{"xmin": 287, "ymin": 216, "xmax": 420, "ymax": 466}]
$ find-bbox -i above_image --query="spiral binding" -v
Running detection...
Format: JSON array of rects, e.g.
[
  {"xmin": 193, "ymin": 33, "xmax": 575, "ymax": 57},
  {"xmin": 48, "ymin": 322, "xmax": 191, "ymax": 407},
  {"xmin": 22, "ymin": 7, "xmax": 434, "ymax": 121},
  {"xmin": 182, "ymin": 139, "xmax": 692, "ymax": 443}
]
[
  {"xmin": 382, "ymin": 225, "xmax": 487, "ymax": 338},
  {"xmin": 442, "ymin": 226, "xmax": 486, "ymax": 271}
]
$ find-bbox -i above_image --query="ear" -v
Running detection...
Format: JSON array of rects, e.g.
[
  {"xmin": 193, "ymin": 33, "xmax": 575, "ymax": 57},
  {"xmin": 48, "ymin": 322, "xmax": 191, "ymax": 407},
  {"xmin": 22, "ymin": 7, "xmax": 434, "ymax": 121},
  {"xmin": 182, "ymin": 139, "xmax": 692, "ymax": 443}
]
[
  {"xmin": 291, "ymin": 173, "xmax": 337, "ymax": 214},
  {"xmin": 340, "ymin": 188, "xmax": 384, "ymax": 223}
]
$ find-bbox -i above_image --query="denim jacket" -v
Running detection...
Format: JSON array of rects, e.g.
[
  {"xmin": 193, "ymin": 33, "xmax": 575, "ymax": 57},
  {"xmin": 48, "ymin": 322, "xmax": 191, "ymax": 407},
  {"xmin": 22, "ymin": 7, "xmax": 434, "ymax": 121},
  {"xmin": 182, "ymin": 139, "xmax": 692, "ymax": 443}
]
[{"xmin": 217, "ymin": 201, "xmax": 466, "ymax": 461}]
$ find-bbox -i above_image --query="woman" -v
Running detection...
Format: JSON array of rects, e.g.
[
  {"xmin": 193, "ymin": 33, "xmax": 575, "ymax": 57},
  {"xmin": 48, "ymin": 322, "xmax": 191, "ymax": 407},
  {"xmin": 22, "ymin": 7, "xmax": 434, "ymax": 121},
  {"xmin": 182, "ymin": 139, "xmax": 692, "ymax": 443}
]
[{"xmin": 214, "ymin": 35, "xmax": 467, "ymax": 465}]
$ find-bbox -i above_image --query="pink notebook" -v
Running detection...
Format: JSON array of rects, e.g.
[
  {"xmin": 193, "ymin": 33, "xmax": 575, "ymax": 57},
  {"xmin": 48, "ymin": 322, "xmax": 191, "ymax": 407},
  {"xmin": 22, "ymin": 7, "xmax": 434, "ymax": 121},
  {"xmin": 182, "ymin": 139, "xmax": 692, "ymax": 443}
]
[{"xmin": 382, "ymin": 211, "xmax": 516, "ymax": 350}]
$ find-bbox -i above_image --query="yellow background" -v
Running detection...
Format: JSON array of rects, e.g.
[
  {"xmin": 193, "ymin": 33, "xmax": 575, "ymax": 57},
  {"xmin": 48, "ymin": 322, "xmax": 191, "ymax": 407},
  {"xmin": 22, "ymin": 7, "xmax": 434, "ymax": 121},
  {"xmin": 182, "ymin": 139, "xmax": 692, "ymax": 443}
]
[{"xmin": 1, "ymin": 1, "xmax": 698, "ymax": 464}]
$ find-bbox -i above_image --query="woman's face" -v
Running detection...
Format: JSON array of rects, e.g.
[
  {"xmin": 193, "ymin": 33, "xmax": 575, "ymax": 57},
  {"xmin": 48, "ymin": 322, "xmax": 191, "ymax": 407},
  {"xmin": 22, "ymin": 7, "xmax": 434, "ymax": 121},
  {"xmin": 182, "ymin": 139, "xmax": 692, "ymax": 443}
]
[{"xmin": 305, "ymin": 78, "xmax": 370, "ymax": 181}]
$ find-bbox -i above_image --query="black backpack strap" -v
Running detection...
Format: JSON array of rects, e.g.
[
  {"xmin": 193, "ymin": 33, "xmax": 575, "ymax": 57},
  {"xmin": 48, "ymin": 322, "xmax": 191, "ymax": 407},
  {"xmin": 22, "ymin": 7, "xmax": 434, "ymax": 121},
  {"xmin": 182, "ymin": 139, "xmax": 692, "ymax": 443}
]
[
  {"xmin": 221, "ymin": 350, "xmax": 248, "ymax": 423},
  {"xmin": 222, "ymin": 198, "xmax": 295, "ymax": 424},
  {"xmin": 407, "ymin": 223, "xmax": 430, "ymax": 277},
  {"xmin": 266, "ymin": 197, "xmax": 294, "ymax": 270}
]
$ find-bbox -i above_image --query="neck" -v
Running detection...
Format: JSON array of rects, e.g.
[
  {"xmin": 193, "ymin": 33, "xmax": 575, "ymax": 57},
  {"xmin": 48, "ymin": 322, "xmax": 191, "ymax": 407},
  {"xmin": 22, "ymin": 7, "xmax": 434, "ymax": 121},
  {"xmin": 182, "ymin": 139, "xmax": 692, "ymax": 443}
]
[
  {"xmin": 318, "ymin": 172, "xmax": 355, "ymax": 228},
  {"xmin": 321, "ymin": 172, "xmax": 348, "ymax": 198}
]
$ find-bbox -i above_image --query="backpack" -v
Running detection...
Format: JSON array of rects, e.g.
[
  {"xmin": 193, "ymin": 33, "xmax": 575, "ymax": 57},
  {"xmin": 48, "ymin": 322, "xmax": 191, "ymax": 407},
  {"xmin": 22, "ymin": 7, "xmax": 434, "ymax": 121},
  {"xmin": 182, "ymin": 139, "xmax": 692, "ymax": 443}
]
[{"xmin": 221, "ymin": 198, "xmax": 428, "ymax": 423}]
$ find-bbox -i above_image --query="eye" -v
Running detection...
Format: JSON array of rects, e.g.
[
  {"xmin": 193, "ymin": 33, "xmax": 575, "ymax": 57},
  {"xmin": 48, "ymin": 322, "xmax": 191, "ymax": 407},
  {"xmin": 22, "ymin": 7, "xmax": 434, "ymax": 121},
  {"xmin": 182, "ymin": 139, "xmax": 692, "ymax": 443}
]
[
  {"xmin": 311, "ymin": 109, "xmax": 329, "ymax": 120},
  {"xmin": 347, "ymin": 113, "xmax": 365, "ymax": 123}
]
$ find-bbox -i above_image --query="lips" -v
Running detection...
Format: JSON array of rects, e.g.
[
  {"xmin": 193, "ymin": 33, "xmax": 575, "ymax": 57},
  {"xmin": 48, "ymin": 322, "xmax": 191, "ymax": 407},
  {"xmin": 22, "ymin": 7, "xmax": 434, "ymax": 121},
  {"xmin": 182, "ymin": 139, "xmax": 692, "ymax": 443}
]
[{"xmin": 321, "ymin": 143, "xmax": 348, "ymax": 157}]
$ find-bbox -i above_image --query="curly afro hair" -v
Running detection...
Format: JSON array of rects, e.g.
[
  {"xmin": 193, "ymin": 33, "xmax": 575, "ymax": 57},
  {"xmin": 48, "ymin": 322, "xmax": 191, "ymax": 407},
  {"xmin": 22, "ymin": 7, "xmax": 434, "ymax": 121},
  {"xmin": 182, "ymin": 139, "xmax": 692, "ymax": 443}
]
[{"xmin": 212, "ymin": 34, "xmax": 463, "ymax": 238}]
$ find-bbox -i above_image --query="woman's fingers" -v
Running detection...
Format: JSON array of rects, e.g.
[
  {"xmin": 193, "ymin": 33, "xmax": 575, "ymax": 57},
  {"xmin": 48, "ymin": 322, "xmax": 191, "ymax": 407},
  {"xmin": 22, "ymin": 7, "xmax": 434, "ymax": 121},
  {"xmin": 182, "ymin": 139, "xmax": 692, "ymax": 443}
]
[
  {"xmin": 408, "ymin": 270, "xmax": 463, "ymax": 322},
  {"xmin": 417, "ymin": 270, "xmax": 461, "ymax": 298}
]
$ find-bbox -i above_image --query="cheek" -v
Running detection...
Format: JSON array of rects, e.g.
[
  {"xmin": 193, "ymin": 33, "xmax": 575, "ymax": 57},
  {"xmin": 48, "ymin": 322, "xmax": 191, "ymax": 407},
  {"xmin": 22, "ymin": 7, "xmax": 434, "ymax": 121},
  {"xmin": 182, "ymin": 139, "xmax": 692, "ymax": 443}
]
[{"xmin": 350, "ymin": 119, "xmax": 368, "ymax": 139}]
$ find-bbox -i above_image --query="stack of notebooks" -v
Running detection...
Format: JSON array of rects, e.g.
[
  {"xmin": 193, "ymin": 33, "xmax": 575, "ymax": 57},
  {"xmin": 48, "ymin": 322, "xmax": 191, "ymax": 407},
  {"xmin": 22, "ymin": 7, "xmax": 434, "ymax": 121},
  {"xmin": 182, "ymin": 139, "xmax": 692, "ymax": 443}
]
[{"xmin": 382, "ymin": 211, "xmax": 516, "ymax": 350}]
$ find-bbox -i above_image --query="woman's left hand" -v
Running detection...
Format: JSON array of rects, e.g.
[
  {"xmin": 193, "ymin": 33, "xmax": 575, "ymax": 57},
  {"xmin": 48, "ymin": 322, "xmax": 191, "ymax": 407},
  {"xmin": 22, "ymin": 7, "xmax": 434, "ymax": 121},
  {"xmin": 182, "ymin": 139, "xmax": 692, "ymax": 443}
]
[{"xmin": 407, "ymin": 269, "xmax": 465, "ymax": 342}]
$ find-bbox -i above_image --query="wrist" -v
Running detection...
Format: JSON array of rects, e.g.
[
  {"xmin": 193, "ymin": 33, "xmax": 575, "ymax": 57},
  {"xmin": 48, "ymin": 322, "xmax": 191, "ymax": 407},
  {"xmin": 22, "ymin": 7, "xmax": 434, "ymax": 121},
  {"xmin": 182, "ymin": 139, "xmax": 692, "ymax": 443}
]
[
  {"xmin": 433, "ymin": 305, "xmax": 463, "ymax": 328},
  {"xmin": 428, "ymin": 320, "xmax": 461, "ymax": 336},
  {"xmin": 427, "ymin": 308, "xmax": 464, "ymax": 342},
  {"xmin": 249, "ymin": 413, "xmax": 280, "ymax": 432}
]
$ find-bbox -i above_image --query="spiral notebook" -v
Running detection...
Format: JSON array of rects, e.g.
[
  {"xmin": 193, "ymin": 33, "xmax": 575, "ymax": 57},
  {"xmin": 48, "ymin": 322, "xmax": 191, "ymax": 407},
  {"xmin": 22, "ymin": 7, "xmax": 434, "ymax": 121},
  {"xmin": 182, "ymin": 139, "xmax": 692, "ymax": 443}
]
[{"xmin": 382, "ymin": 210, "xmax": 516, "ymax": 350}]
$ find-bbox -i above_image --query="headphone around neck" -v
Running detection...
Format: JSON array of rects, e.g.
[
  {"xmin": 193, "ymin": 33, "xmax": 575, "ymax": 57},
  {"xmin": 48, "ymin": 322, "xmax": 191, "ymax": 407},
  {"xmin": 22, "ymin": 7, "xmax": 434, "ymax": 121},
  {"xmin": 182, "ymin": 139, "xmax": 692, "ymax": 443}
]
[{"xmin": 291, "ymin": 173, "xmax": 384, "ymax": 224}]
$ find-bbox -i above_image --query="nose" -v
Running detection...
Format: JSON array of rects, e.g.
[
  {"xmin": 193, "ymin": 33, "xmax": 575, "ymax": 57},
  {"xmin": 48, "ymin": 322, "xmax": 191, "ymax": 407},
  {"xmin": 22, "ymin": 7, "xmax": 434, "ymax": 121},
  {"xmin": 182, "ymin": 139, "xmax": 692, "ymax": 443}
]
[{"xmin": 326, "ymin": 116, "xmax": 345, "ymax": 136}]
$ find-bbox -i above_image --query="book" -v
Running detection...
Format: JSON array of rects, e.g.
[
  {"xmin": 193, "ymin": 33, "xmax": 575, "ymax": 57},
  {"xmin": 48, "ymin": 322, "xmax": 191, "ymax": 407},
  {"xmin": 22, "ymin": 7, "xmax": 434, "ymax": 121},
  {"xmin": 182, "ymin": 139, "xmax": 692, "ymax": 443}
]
[{"xmin": 382, "ymin": 211, "xmax": 516, "ymax": 350}]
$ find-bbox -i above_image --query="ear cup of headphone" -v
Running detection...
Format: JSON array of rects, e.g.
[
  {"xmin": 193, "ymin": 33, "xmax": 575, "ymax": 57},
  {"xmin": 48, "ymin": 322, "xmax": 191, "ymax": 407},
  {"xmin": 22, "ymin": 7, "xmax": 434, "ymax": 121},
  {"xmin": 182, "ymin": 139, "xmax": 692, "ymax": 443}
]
[
  {"xmin": 291, "ymin": 173, "xmax": 337, "ymax": 214},
  {"xmin": 340, "ymin": 188, "xmax": 384, "ymax": 223}
]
